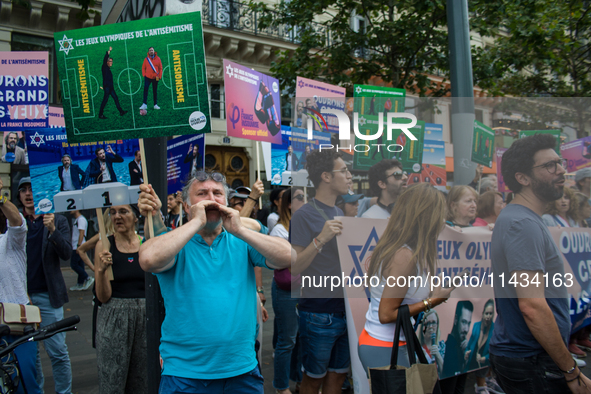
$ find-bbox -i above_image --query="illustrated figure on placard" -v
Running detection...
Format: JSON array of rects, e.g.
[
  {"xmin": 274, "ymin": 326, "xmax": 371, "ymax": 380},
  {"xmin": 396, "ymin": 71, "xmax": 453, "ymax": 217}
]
[
  {"xmin": 58, "ymin": 154, "xmax": 85, "ymax": 191},
  {"xmin": 395, "ymin": 132, "xmax": 407, "ymax": 160},
  {"xmin": 583, "ymin": 141, "xmax": 591, "ymax": 159},
  {"xmin": 1, "ymin": 132, "xmax": 26, "ymax": 164},
  {"xmin": 442, "ymin": 300, "xmax": 474, "ymax": 379},
  {"xmin": 87, "ymin": 146, "xmax": 124, "ymax": 184},
  {"xmin": 184, "ymin": 143, "xmax": 203, "ymax": 177},
  {"xmin": 139, "ymin": 47, "xmax": 163, "ymax": 112},
  {"xmin": 285, "ymin": 145, "xmax": 299, "ymax": 172},
  {"xmin": 128, "ymin": 150, "xmax": 143, "ymax": 185},
  {"xmin": 98, "ymin": 46, "xmax": 128, "ymax": 120}
]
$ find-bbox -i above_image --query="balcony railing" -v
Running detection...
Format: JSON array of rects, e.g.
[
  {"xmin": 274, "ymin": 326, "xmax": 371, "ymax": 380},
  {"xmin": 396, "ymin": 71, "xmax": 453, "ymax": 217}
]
[{"xmin": 202, "ymin": 0, "xmax": 329, "ymax": 46}]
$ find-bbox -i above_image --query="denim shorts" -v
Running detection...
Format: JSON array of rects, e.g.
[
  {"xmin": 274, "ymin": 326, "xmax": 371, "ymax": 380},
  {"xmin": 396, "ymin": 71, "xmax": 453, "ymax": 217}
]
[
  {"xmin": 298, "ymin": 311, "xmax": 351, "ymax": 378},
  {"xmin": 159, "ymin": 367, "xmax": 263, "ymax": 394}
]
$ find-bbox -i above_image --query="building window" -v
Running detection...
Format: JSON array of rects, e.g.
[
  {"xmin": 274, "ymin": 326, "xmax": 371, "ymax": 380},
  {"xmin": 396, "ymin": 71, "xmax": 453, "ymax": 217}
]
[
  {"xmin": 11, "ymin": 34, "xmax": 59, "ymax": 104},
  {"xmin": 209, "ymin": 84, "xmax": 225, "ymax": 118}
]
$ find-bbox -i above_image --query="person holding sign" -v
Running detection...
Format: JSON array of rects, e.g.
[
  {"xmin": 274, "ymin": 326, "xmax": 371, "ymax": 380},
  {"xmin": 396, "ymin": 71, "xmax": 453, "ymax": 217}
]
[
  {"xmin": 140, "ymin": 47, "xmax": 163, "ymax": 112},
  {"xmin": 18, "ymin": 177, "xmax": 73, "ymax": 394},
  {"xmin": 98, "ymin": 46, "xmax": 128, "ymax": 120},
  {"xmin": 87, "ymin": 146, "xmax": 124, "ymax": 184},
  {"xmin": 94, "ymin": 204, "xmax": 147, "ymax": 394},
  {"xmin": 137, "ymin": 171, "xmax": 291, "ymax": 393},
  {"xmin": 490, "ymin": 133, "xmax": 591, "ymax": 393}
]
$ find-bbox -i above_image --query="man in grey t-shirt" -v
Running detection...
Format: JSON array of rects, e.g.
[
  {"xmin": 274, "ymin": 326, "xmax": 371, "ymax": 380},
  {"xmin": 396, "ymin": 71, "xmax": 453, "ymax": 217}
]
[{"xmin": 490, "ymin": 133, "xmax": 591, "ymax": 394}]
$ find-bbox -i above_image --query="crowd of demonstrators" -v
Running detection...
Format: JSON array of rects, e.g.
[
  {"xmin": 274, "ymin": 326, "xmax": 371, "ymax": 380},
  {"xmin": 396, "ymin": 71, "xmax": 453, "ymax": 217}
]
[
  {"xmin": 477, "ymin": 176, "xmax": 498, "ymax": 194},
  {"xmin": 491, "ymin": 133, "xmax": 591, "ymax": 394},
  {"xmin": 291, "ymin": 150, "xmax": 352, "ymax": 394},
  {"xmin": 574, "ymin": 192, "xmax": 591, "ymax": 228},
  {"xmin": 267, "ymin": 187, "xmax": 287, "ymax": 233},
  {"xmin": 446, "ymin": 185, "xmax": 479, "ymax": 228},
  {"xmin": 94, "ymin": 204, "xmax": 147, "ymax": 393},
  {"xmin": 269, "ymin": 187, "xmax": 304, "ymax": 394},
  {"xmin": 474, "ymin": 192, "xmax": 505, "ymax": 227},
  {"xmin": 137, "ymin": 171, "xmax": 291, "ymax": 393},
  {"xmin": 18, "ymin": 177, "xmax": 74, "ymax": 394},
  {"xmin": 361, "ymin": 159, "xmax": 408, "ymax": 219},
  {"xmin": 335, "ymin": 192, "xmax": 364, "ymax": 217},
  {"xmin": 0, "ymin": 176, "xmax": 43, "ymax": 393},
  {"xmin": 358, "ymin": 183, "xmax": 454, "ymax": 373},
  {"xmin": 69, "ymin": 210, "xmax": 94, "ymax": 291}
]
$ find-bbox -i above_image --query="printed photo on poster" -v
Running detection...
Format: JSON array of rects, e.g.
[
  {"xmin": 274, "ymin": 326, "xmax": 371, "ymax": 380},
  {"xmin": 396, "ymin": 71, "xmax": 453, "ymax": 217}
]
[
  {"xmin": 406, "ymin": 123, "xmax": 446, "ymax": 190},
  {"xmin": 54, "ymin": 12, "xmax": 210, "ymax": 142},
  {"xmin": 271, "ymin": 126, "xmax": 331, "ymax": 186},
  {"xmin": 0, "ymin": 52, "xmax": 49, "ymax": 131},
  {"xmin": 24, "ymin": 126, "xmax": 141, "ymax": 214},
  {"xmin": 294, "ymin": 77, "xmax": 346, "ymax": 133},
  {"xmin": 167, "ymin": 133, "xmax": 205, "ymax": 195},
  {"xmin": 2, "ymin": 131, "xmax": 27, "ymax": 164},
  {"xmin": 223, "ymin": 59, "xmax": 282, "ymax": 144}
]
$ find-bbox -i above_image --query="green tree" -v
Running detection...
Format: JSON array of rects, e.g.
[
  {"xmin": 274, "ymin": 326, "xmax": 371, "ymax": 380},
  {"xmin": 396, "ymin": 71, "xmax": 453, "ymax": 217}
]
[
  {"xmin": 250, "ymin": 0, "xmax": 450, "ymax": 97},
  {"xmin": 470, "ymin": 0, "xmax": 591, "ymax": 137}
]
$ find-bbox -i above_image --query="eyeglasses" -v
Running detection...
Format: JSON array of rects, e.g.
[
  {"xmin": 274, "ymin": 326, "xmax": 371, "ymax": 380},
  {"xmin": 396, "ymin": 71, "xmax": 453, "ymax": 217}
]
[
  {"xmin": 386, "ymin": 170, "xmax": 408, "ymax": 180},
  {"xmin": 293, "ymin": 194, "xmax": 305, "ymax": 201},
  {"xmin": 531, "ymin": 159, "xmax": 564, "ymax": 174},
  {"xmin": 332, "ymin": 167, "xmax": 351, "ymax": 174},
  {"xmin": 194, "ymin": 171, "xmax": 226, "ymax": 183},
  {"xmin": 18, "ymin": 186, "xmax": 32, "ymax": 193}
]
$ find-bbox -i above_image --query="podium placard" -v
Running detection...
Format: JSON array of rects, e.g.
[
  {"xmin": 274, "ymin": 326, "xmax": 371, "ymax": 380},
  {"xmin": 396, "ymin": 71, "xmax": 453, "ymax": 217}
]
[
  {"xmin": 83, "ymin": 183, "xmax": 129, "ymax": 208},
  {"xmin": 53, "ymin": 190, "xmax": 85, "ymax": 212}
]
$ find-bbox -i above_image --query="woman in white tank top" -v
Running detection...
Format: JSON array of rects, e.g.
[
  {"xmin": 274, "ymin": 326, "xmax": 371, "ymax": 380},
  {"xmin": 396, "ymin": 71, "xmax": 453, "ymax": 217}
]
[{"xmin": 358, "ymin": 183, "xmax": 456, "ymax": 375}]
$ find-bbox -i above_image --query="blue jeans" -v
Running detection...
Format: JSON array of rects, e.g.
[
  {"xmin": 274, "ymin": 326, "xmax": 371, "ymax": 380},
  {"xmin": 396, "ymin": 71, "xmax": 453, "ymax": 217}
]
[
  {"xmin": 1, "ymin": 334, "xmax": 43, "ymax": 394},
  {"xmin": 490, "ymin": 353, "xmax": 569, "ymax": 394},
  {"xmin": 30, "ymin": 292, "xmax": 72, "ymax": 394},
  {"xmin": 159, "ymin": 367, "xmax": 264, "ymax": 393},
  {"xmin": 70, "ymin": 251, "xmax": 88, "ymax": 285},
  {"xmin": 272, "ymin": 279, "xmax": 301, "ymax": 390},
  {"xmin": 298, "ymin": 311, "xmax": 350, "ymax": 379}
]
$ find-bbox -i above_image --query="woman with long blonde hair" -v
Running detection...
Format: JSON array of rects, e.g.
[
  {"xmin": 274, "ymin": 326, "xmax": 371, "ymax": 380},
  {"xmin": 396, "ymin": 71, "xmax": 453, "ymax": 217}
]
[{"xmin": 359, "ymin": 183, "xmax": 455, "ymax": 373}]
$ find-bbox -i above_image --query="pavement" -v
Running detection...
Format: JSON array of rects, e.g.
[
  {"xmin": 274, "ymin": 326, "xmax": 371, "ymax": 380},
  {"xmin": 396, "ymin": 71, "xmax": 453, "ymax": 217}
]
[{"xmin": 38, "ymin": 265, "xmax": 591, "ymax": 394}]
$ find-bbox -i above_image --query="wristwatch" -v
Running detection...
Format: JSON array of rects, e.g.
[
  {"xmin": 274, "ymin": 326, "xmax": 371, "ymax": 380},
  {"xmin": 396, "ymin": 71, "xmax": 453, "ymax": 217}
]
[{"xmin": 256, "ymin": 286, "xmax": 264, "ymax": 294}]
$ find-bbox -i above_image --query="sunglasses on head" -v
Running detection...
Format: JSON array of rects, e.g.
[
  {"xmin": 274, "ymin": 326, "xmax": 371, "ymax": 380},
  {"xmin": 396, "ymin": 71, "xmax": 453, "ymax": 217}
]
[{"xmin": 194, "ymin": 171, "xmax": 226, "ymax": 183}]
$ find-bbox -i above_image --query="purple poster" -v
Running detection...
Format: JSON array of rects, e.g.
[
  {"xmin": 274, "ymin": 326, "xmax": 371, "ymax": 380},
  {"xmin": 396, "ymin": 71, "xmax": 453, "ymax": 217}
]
[
  {"xmin": 223, "ymin": 59, "xmax": 282, "ymax": 144},
  {"xmin": 561, "ymin": 136, "xmax": 591, "ymax": 173}
]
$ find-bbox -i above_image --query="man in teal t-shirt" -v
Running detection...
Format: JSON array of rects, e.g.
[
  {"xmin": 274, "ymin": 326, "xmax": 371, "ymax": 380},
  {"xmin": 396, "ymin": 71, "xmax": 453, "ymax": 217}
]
[{"xmin": 137, "ymin": 172, "xmax": 291, "ymax": 393}]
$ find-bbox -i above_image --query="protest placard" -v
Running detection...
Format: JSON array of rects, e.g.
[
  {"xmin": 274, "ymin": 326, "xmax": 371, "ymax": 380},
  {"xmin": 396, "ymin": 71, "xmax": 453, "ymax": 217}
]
[
  {"xmin": 471, "ymin": 120, "xmax": 495, "ymax": 168},
  {"xmin": 496, "ymin": 147, "xmax": 509, "ymax": 192},
  {"xmin": 54, "ymin": 11, "xmax": 210, "ymax": 142},
  {"xmin": 294, "ymin": 77, "xmax": 346, "ymax": 133},
  {"xmin": 406, "ymin": 123, "xmax": 446, "ymax": 190},
  {"xmin": 24, "ymin": 110, "xmax": 141, "ymax": 214},
  {"xmin": 335, "ymin": 219, "xmax": 591, "ymax": 391},
  {"xmin": 270, "ymin": 126, "xmax": 331, "ymax": 186},
  {"xmin": 0, "ymin": 52, "xmax": 49, "ymax": 132},
  {"xmin": 519, "ymin": 129, "xmax": 562, "ymax": 155},
  {"xmin": 223, "ymin": 59, "xmax": 282, "ymax": 144},
  {"xmin": 167, "ymin": 133, "xmax": 205, "ymax": 195},
  {"xmin": 561, "ymin": 135, "xmax": 591, "ymax": 173}
]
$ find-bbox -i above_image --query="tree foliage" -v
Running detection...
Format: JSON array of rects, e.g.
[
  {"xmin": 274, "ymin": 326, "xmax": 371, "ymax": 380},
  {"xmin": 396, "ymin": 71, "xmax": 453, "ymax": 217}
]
[
  {"xmin": 470, "ymin": 0, "xmax": 591, "ymax": 137},
  {"xmin": 249, "ymin": 0, "xmax": 450, "ymax": 97}
]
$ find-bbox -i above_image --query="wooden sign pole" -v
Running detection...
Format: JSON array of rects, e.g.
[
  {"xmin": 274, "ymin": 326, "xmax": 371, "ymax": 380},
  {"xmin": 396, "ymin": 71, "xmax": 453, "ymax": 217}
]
[
  {"xmin": 95, "ymin": 207, "xmax": 114, "ymax": 281},
  {"xmin": 139, "ymin": 139, "xmax": 154, "ymax": 239}
]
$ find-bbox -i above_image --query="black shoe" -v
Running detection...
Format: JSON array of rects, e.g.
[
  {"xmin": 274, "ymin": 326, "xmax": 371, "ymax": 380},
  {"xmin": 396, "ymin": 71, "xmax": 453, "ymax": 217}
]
[
  {"xmin": 120, "ymin": 110, "xmax": 128, "ymax": 116},
  {"xmin": 99, "ymin": 115, "xmax": 107, "ymax": 119}
]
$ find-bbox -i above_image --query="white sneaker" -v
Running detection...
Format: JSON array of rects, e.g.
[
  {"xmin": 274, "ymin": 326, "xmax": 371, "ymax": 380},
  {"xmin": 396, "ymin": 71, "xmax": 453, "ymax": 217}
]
[
  {"xmin": 140, "ymin": 103, "xmax": 147, "ymax": 110},
  {"xmin": 70, "ymin": 283, "xmax": 83, "ymax": 291},
  {"xmin": 154, "ymin": 104, "xmax": 161, "ymax": 110},
  {"xmin": 475, "ymin": 384, "xmax": 490, "ymax": 394},
  {"xmin": 575, "ymin": 356, "xmax": 587, "ymax": 368},
  {"xmin": 486, "ymin": 377, "xmax": 505, "ymax": 394},
  {"xmin": 81, "ymin": 277, "xmax": 95, "ymax": 290}
]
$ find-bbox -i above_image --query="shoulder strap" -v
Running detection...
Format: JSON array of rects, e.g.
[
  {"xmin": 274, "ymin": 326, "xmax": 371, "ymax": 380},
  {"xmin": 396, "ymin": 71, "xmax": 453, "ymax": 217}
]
[{"xmin": 311, "ymin": 199, "xmax": 330, "ymax": 222}]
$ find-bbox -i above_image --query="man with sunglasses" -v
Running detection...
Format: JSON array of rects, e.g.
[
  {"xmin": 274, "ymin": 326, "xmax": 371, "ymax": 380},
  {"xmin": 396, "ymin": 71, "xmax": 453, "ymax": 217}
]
[
  {"xmin": 361, "ymin": 159, "xmax": 408, "ymax": 219},
  {"xmin": 137, "ymin": 171, "xmax": 291, "ymax": 393},
  {"xmin": 490, "ymin": 134, "xmax": 591, "ymax": 393},
  {"xmin": 17, "ymin": 177, "xmax": 73, "ymax": 394},
  {"xmin": 291, "ymin": 150, "xmax": 353, "ymax": 394}
]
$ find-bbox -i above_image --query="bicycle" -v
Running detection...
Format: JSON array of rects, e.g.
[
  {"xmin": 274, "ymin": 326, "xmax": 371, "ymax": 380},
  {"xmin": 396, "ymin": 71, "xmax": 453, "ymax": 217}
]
[{"xmin": 0, "ymin": 315, "xmax": 80, "ymax": 394}]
